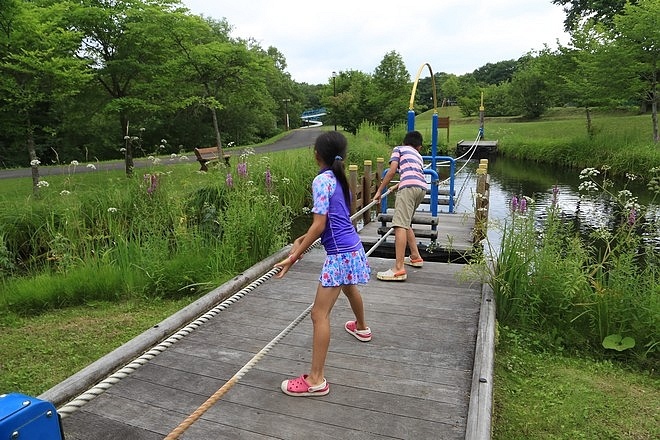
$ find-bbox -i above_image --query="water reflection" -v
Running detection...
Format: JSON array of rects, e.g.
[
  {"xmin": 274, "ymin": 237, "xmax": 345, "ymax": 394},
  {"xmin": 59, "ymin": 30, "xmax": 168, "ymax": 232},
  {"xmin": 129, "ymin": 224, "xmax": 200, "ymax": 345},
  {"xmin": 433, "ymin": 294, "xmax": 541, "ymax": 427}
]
[{"xmin": 457, "ymin": 157, "xmax": 660, "ymax": 255}]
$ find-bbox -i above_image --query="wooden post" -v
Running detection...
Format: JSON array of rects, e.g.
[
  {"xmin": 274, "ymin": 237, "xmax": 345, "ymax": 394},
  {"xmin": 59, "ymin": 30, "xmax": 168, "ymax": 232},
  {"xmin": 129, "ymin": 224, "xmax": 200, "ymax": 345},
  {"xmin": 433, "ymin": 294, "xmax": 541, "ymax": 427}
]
[
  {"xmin": 474, "ymin": 168, "xmax": 489, "ymax": 243},
  {"xmin": 438, "ymin": 117, "xmax": 450, "ymax": 144},
  {"xmin": 349, "ymin": 164, "xmax": 359, "ymax": 227},
  {"xmin": 362, "ymin": 160, "xmax": 372, "ymax": 225}
]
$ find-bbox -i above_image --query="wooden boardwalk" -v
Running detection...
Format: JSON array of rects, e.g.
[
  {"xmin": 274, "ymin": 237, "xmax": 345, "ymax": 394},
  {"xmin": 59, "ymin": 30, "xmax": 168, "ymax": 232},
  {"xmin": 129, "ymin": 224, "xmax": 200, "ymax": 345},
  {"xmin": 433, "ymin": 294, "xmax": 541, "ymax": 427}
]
[{"xmin": 55, "ymin": 246, "xmax": 490, "ymax": 439}]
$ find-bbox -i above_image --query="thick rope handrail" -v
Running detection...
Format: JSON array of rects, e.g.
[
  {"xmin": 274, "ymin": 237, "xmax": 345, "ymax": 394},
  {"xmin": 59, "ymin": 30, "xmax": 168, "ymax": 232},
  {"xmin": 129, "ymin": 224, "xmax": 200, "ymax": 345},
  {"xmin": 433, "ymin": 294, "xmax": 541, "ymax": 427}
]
[
  {"xmin": 56, "ymin": 262, "xmax": 299, "ymax": 418},
  {"xmin": 57, "ymin": 194, "xmax": 385, "ymax": 422},
  {"xmin": 163, "ymin": 302, "xmax": 315, "ymax": 440},
  {"xmin": 163, "ymin": 225, "xmax": 392, "ymax": 439}
]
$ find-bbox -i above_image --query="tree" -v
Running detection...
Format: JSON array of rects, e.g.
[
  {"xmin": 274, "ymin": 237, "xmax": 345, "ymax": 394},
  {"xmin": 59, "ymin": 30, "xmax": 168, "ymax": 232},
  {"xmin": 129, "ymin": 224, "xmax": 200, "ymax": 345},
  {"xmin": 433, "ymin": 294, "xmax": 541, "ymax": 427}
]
[
  {"xmin": 69, "ymin": 0, "xmax": 180, "ymax": 176},
  {"xmin": 509, "ymin": 54, "xmax": 551, "ymax": 119},
  {"xmin": 369, "ymin": 51, "xmax": 410, "ymax": 132},
  {"xmin": 613, "ymin": 0, "xmax": 660, "ymax": 142},
  {"xmin": 472, "ymin": 60, "xmax": 519, "ymax": 85},
  {"xmin": 0, "ymin": 0, "xmax": 90, "ymax": 194},
  {"xmin": 552, "ymin": 0, "xmax": 638, "ymax": 31},
  {"xmin": 324, "ymin": 70, "xmax": 372, "ymax": 135}
]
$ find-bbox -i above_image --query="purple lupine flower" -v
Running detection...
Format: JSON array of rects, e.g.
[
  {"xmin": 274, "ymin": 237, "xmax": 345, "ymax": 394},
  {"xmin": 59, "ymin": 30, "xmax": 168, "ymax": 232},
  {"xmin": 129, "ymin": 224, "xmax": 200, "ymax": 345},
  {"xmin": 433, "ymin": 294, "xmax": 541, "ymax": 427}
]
[
  {"xmin": 510, "ymin": 195, "xmax": 519, "ymax": 212},
  {"xmin": 226, "ymin": 172, "xmax": 233, "ymax": 188},
  {"xmin": 628, "ymin": 208, "xmax": 636, "ymax": 226},
  {"xmin": 237, "ymin": 161, "xmax": 247, "ymax": 178},
  {"xmin": 552, "ymin": 185, "xmax": 559, "ymax": 207},
  {"xmin": 145, "ymin": 173, "xmax": 158, "ymax": 195},
  {"xmin": 519, "ymin": 197, "xmax": 527, "ymax": 214},
  {"xmin": 265, "ymin": 167, "xmax": 272, "ymax": 191}
]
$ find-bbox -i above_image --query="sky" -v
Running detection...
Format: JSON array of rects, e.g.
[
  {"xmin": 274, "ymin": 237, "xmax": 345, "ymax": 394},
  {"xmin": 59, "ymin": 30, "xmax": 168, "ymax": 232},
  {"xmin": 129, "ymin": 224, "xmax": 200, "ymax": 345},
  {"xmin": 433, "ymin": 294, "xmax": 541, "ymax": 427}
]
[{"xmin": 181, "ymin": 0, "xmax": 571, "ymax": 85}]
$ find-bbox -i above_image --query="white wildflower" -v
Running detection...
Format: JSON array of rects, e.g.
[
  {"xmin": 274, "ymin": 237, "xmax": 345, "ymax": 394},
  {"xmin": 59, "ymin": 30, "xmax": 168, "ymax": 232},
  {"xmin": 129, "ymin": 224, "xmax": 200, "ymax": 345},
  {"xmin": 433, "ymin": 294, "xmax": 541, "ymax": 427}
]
[
  {"xmin": 120, "ymin": 148, "xmax": 126, "ymax": 152},
  {"xmin": 30, "ymin": 159, "xmax": 41, "ymax": 166},
  {"xmin": 107, "ymin": 207, "xmax": 118, "ymax": 213},
  {"xmin": 578, "ymin": 181, "xmax": 598, "ymax": 192},
  {"xmin": 579, "ymin": 168, "xmax": 600, "ymax": 179},
  {"xmin": 86, "ymin": 164, "xmax": 96, "ymax": 170},
  {"xmin": 161, "ymin": 139, "xmax": 167, "ymax": 144},
  {"xmin": 626, "ymin": 173, "xmax": 638, "ymax": 181},
  {"xmin": 281, "ymin": 177, "xmax": 291, "ymax": 185},
  {"xmin": 60, "ymin": 190, "xmax": 70, "ymax": 196},
  {"xmin": 70, "ymin": 160, "xmax": 79, "ymax": 166},
  {"xmin": 37, "ymin": 180, "xmax": 49, "ymax": 188}
]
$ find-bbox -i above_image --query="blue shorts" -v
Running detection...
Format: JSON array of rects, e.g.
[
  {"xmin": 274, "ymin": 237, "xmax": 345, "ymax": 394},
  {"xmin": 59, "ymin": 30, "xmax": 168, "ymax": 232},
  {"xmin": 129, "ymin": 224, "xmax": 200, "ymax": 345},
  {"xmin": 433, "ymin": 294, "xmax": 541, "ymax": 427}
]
[{"xmin": 319, "ymin": 248, "xmax": 371, "ymax": 287}]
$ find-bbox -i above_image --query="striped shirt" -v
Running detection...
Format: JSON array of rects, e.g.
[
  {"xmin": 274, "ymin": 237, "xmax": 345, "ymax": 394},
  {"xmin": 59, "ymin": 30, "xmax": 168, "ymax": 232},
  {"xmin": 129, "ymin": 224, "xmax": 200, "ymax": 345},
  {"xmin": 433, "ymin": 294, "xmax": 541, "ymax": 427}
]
[{"xmin": 390, "ymin": 145, "xmax": 426, "ymax": 189}]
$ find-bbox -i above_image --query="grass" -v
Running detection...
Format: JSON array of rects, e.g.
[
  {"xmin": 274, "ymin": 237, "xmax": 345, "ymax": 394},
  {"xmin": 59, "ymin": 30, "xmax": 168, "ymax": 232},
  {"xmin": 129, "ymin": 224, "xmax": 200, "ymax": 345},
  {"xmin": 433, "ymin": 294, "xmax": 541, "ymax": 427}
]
[
  {"xmin": 0, "ymin": 297, "xmax": 194, "ymax": 396},
  {"xmin": 494, "ymin": 326, "xmax": 659, "ymax": 440}
]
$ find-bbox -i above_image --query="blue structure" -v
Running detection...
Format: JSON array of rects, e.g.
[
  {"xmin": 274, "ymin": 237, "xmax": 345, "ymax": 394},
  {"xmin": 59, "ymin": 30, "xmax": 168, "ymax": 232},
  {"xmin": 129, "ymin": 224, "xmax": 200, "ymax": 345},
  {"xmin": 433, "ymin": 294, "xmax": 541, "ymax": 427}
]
[
  {"xmin": 380, "ymin": 63, "xmax": 457, "ymax": 226},
  {"xmin": 300, "ymin": 108, "xmax": 326, "ymax": 127}
]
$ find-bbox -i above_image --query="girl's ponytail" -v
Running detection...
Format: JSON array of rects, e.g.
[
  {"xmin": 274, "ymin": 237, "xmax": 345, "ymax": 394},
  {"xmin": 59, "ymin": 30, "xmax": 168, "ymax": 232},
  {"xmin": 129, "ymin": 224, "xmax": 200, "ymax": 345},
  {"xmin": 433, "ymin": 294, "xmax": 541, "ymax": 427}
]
[{"xmin": 315, "ymin": 132, "xmax": 351, "ymax": 207}]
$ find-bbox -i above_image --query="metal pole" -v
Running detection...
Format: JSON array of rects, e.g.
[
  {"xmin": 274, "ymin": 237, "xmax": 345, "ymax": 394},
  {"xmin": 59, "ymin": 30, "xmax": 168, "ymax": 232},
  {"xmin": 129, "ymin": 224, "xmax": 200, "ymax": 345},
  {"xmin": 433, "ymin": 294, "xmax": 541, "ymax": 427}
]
[{"xmin": 332, "ymin": 71, "xmax": 337, "ymax": 131}]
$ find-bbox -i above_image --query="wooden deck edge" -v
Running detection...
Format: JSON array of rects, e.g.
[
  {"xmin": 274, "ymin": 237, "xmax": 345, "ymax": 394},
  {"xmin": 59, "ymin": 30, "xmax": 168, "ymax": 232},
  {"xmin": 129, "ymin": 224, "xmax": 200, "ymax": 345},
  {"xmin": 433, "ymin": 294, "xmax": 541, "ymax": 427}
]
[
  {"xmin": 465, "ymin": 282, "xmax": 496, "ymax": 440},
  {"xmin": 39, "ymin": 246, "xmax": 292, "ymax": 408}
]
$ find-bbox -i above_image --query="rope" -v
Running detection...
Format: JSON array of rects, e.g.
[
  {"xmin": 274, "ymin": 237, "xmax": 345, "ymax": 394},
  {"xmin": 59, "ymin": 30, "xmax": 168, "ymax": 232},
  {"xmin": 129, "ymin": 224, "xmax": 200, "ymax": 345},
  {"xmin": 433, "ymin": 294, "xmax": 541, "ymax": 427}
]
[
  {"xmin": 163, "ymin": 208, "xmax": 391, "ymax": 438},
  {"xmin": 164, "ymin": 302, "xmax": 314, "ymax": 440},
  {"xmin": 58, "ymin": 180, "xmax": 393, "ymax": 439},
  {"xmin": 56, "ymin": 264, "xmax": 293, "ymax": 418}
]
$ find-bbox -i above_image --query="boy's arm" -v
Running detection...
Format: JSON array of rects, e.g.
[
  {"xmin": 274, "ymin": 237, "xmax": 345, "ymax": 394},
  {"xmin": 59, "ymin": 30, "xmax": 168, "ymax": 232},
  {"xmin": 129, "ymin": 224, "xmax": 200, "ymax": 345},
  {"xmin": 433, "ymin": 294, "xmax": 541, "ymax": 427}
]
[{"xmin": 373, "ymin": 160, "xmax": 399, "ymax": 201}]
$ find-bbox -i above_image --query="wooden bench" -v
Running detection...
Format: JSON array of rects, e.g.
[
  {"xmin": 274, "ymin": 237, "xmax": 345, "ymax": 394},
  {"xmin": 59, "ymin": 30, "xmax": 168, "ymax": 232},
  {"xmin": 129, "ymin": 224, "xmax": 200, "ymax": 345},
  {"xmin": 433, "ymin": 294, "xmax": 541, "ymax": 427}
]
[{"xmin": 193, "ymin": 147, "xmax": 231, "ymax": 171}]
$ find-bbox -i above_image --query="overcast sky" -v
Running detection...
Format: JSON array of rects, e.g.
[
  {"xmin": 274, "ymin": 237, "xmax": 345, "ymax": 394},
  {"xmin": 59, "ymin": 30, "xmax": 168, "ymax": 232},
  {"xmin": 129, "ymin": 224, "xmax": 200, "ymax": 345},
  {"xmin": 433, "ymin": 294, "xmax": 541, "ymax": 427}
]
[{"xmin": 181, "ymin": 0, "xmax": 571, "ymax": 85}]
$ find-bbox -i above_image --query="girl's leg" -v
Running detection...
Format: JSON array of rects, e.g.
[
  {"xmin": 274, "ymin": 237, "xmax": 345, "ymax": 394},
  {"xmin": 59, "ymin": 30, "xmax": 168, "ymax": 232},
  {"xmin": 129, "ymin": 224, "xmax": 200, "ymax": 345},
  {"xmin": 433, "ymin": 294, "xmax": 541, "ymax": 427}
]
[
  {"xmin": 307, "ymin": 284, "xmax": 342, "ymax": 386},
  {"xmin": 342, "ymin": 284, "xmax": 368, "ymax": 330}
]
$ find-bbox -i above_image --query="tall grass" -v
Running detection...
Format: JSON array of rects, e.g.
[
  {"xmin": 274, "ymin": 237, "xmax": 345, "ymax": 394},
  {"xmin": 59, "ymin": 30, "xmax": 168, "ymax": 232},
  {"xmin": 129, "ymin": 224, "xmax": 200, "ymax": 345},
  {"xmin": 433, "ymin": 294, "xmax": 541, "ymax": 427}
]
[
  {"xmin": 479, "ymin": 167, "xmax": 660, "ymax": 367},
  {"xmin": 0, "ymin": 125, "xmax": 393, "ymax": 316}
]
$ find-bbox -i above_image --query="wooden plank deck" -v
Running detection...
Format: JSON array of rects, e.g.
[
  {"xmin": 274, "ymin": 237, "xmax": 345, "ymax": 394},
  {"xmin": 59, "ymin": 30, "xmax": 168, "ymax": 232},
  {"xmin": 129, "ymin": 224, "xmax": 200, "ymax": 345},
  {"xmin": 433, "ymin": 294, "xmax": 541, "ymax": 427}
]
[
  {"xmin": 59, "ymin": 248, "xmax": 485, "ymax": 439},
  {"xmin": 360, "ymin": 209, "xmax": 477, "ymax": 263}
]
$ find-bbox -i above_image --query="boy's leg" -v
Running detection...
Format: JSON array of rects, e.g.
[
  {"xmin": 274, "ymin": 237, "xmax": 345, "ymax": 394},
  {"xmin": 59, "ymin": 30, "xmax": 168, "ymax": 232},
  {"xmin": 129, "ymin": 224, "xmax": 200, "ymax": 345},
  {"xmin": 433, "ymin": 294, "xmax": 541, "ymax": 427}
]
[
  {"xmin": 394, "ymin": 226, "xmax": 408, "ymax": 272},
  {"xmin": 308, "ymin": 284, "xmax": 342, "ymax": 386},
  {"xmin": 406, "ymin": 227, "xmax": 422, "ymax": 261},
  {"xmin": 406, "ymin": 189, "xmax": 426, "ymax": 261},
  {"xmin": 342, "ymin": 284, "xmax": 368, "ymax": 330}
]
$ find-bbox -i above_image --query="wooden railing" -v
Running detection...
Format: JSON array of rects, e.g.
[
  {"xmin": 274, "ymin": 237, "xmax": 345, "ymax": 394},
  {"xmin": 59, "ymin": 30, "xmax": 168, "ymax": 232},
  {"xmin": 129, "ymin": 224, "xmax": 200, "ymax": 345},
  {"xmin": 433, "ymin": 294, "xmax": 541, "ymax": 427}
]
[
  {"xmin": 347, "ymin": 157, "xmax": 491, "ymax": 244},
  {"xmin": 348, "ymin": 158, "xmax": 385, "ymax": 228}
]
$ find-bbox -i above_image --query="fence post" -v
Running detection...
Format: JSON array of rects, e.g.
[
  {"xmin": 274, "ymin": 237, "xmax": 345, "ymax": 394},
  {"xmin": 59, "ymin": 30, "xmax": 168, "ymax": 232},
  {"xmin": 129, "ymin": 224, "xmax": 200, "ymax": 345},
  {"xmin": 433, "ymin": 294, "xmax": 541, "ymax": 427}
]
[
  {"xmin": 349, "ymin": 164, "xmax": 359, "ymax": 227},
  {"xmin": 362, "ymin": 160, "xmax": 372, "ymax": 225},
  {"xmin": 474, "ymin": 159, "xmax": 489, "ymax": 243}
]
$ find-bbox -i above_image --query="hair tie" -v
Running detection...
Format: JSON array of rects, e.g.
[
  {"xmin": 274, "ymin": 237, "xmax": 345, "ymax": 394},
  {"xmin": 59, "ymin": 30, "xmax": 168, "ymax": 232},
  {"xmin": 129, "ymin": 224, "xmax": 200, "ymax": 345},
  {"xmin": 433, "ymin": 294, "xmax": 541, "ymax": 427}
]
[{"xmin": 335, "ymin": 155, "xmax": 343, "ymax": 161}]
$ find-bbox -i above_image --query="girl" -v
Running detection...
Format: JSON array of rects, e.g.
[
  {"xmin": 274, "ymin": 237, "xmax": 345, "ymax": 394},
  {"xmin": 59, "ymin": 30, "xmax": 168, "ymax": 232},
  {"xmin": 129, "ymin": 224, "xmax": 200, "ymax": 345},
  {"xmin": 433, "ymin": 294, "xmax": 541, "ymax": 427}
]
[{"xmin": 275, "ymin": 131, "xmax": 371, "ymax": 397}]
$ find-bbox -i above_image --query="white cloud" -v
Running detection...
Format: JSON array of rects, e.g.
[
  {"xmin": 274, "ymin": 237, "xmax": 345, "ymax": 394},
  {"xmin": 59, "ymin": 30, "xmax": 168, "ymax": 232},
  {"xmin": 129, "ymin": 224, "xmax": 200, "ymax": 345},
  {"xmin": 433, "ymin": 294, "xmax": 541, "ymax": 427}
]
[{"xmin": 182, "ymin": 0, "xmax": 570, "ymax": 84}]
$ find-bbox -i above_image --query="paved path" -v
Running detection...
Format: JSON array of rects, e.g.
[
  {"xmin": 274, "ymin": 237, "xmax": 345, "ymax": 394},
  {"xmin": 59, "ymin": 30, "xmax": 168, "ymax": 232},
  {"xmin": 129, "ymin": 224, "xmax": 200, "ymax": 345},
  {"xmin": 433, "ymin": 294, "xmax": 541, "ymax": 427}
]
[{"xmin": 0, "ymin": 128, "xmax": 322, "ymax": 180}]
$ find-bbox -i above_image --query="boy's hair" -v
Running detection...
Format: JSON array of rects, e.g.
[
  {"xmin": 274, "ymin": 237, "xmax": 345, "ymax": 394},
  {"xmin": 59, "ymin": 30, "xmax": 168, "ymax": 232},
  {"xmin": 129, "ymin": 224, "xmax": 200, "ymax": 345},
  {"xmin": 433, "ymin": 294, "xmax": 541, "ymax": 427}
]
[
  {"xmin": 314, "ymin": 131, "xmax": 351, "ymax": 207},
  {"xmin": 403, "ymin": 131, "xmax": 423, "ymax": 148}
]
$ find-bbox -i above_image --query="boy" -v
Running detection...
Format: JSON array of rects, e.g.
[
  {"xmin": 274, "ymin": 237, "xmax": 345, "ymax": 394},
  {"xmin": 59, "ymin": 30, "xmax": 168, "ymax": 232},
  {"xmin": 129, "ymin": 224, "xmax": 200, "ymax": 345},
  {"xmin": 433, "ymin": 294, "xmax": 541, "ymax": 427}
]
[{"xmin": 373, "ymin": 131, "xmax": 426, "ymax": 281}]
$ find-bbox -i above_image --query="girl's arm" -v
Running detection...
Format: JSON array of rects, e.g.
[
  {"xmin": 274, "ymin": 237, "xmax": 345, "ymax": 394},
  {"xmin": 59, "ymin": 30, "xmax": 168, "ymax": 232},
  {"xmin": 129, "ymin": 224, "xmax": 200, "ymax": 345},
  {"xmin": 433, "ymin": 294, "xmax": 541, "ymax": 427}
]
[{"xmin": 275, "ymin": 213, "xmax": 326, "ymax": 278}]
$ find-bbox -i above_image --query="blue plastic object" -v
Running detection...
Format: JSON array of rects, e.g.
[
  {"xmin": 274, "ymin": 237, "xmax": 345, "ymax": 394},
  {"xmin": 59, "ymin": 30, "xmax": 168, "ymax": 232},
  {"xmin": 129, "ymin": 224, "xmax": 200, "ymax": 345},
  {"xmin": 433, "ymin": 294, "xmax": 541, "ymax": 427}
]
[{"xmin": 0, "ymin": 393, "xmax": 64, "ymax": 439}]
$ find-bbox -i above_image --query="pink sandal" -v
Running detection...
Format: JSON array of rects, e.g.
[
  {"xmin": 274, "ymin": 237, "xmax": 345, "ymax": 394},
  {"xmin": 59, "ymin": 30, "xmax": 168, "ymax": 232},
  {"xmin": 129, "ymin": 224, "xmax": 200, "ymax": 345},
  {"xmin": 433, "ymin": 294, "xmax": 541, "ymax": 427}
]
[{"xmin": 281, "ymin": 374, "xmax": 329, "ymax": 397}]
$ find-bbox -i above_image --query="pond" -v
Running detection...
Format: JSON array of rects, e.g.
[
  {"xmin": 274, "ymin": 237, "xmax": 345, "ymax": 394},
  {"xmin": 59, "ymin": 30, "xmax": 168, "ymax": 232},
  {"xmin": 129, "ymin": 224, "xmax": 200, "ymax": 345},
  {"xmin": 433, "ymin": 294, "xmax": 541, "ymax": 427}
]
[
  {"xmin": 290, "ymin": 156, "xmax": 659, "ymax": 256},
  {"xmin": 453, "ymin": 156, "xmax": 660, "ymax": 255}
]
